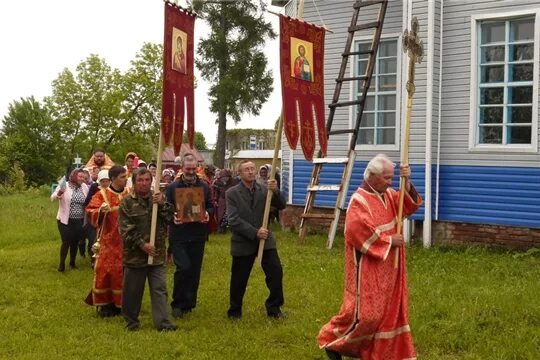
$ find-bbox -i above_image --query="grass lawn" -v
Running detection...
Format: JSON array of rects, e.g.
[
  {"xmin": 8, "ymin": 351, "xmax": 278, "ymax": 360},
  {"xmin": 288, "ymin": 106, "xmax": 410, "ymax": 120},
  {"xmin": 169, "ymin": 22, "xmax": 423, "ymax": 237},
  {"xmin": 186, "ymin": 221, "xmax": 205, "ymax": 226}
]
[{"xmin": 0, "ymin": 193, "xmax": 539, "ymax": 359}]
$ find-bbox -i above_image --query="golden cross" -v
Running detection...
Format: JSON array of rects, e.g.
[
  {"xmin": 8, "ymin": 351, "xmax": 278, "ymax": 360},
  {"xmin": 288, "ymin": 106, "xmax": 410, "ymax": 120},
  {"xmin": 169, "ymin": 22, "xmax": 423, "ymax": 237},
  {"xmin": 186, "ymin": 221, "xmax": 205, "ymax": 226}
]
[{"xmin": 403, "ymin": 17, "xmax": 424, "ymax": 96}]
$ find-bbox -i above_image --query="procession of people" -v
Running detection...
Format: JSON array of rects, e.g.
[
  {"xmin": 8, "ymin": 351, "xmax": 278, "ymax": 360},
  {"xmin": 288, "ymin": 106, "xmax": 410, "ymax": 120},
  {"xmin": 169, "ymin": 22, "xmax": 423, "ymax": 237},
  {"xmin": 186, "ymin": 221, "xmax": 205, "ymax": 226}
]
[
  {"xmin": 46, "ymin": 1, "xmax": 424, "ymax": 357},
  {"xmin": 49, "ymin": 149, "xmax": 421, "ymax": 359}
]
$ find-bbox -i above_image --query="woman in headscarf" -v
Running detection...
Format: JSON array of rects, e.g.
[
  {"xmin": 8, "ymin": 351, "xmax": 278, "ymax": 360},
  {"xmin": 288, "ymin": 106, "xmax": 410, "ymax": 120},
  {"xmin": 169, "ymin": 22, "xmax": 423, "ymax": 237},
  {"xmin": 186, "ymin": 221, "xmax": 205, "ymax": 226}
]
[
  {"xmin": 212, "ymin": 169, "xmax": 238, "ymax": 233},
  {"xmin": 51, "ymin": 168, "xmax": 89, "ymax": 272},
  {"xmin": 256, "ymin": 164, "xmax": 281, "ymax": 224}
]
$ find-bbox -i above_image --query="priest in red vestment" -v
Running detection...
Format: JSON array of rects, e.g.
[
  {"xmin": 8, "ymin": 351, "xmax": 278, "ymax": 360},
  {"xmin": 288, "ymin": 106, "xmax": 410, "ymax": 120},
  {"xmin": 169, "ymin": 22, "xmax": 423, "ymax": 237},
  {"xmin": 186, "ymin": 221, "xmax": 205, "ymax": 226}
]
[
  {"xmin": 84, "ymin": 165, "xmax": 129, "ymax": 317},
  {"xmin": 318, "ymin": 154, "xmax": 422, "ymax": 360}
]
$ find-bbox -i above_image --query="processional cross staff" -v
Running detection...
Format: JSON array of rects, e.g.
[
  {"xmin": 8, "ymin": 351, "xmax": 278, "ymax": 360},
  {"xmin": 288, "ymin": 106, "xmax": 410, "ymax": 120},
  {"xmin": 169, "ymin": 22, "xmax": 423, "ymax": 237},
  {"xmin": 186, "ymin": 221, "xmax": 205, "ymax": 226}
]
[{"xmin": 395, "ymin": 17, "xmax": 423, "ymax": 268}]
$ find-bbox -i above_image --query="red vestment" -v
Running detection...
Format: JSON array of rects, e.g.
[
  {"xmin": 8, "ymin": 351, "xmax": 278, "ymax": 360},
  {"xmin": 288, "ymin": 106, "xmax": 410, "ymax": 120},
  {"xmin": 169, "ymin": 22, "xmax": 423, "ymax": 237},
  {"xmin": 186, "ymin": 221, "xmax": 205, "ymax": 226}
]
[
  {"xmin": 318, "ymin": 184, "xmax": 422, "ymax": 360},
  {"xmin": 84, "ymin": 187, "xmax": 129, "ymax": 307}
]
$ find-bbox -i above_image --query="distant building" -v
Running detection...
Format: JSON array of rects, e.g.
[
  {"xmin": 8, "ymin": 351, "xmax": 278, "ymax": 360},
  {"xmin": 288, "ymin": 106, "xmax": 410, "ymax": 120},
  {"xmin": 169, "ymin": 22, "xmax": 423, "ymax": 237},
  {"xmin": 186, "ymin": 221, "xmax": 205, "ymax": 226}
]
[
  {"xmin": 224, "ymin": 128, "xmax": 277, "ymax": 170},
  {"xmin": 161, "ymin": 144, "xmax": 205, "ymax": 171},
  {"xmin": 227, "ymin": 149, "xmax": 282, "ymax": 172}
]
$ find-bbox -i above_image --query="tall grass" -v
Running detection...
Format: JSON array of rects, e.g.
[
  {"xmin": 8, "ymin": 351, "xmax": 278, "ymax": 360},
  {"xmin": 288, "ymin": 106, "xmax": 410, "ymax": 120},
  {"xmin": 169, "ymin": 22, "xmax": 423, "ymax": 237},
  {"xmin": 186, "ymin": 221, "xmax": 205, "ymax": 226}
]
[{"xmin": 0, "ymin": 193, "xmax": 539, "ymax": 359}]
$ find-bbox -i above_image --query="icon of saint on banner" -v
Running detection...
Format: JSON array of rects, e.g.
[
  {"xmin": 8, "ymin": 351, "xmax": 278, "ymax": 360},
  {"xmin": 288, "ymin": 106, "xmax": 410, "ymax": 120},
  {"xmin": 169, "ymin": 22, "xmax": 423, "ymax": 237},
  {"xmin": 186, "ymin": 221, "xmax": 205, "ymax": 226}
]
[
  {"xmin": 172, "ymin": 27, "xmax": 187, "ymax": 74},
  {"xmin": 290, "ymin": 37, "xmax": 313, "ymax": 82}
]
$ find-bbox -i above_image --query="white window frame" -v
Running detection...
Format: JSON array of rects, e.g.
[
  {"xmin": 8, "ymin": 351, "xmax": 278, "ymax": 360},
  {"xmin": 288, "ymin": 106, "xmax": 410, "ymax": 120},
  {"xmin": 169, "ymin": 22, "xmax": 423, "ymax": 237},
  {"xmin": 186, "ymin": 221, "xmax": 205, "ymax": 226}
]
[
  {"xmin": 469, "ymin": 10, "xmax": 539, "ymax": 153},
  {"xmin": 352, "ymin": 33, "xmax": 402, "ymax": 151}
]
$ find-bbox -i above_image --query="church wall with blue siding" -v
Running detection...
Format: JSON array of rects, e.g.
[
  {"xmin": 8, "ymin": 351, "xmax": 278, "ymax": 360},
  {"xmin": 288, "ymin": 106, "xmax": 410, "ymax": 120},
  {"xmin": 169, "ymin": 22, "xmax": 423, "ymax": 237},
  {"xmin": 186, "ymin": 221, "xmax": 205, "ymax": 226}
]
[{"xmin": 289, "ymin": 160, "xmax": 540, "ymax": 228}]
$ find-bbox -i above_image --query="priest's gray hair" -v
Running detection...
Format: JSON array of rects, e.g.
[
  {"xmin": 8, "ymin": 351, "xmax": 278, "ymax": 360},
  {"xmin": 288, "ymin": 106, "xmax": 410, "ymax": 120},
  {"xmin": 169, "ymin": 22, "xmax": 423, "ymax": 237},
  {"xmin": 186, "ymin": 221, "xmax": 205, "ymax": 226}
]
[{"xmin": 363, "ymin": 154, "xmax": 395, "ymax": 180}]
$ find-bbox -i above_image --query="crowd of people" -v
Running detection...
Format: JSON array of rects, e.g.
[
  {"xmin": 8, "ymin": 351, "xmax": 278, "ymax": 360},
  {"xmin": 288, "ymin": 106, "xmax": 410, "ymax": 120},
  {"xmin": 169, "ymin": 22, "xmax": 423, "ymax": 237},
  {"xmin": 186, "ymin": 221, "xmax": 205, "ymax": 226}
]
[
  {"xmin": 51, "ymin": 149, "xmax": 422, "ymax": 359},
  {"xmin": 51, "ymin": 148, "xmax": 285, "ymax": 332}
]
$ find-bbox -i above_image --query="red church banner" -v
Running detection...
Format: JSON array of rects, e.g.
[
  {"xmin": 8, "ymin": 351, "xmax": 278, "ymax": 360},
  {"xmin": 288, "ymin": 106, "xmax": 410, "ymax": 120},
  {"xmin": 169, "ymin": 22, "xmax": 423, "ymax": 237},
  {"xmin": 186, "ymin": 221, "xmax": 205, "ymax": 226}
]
[
  {"xmin": 162, "ymin": 2, "xmax": 196, "ymax": 155},
  {"xmin": 279, "ymin": 15, "xmax": 326, "ymax": 160}
]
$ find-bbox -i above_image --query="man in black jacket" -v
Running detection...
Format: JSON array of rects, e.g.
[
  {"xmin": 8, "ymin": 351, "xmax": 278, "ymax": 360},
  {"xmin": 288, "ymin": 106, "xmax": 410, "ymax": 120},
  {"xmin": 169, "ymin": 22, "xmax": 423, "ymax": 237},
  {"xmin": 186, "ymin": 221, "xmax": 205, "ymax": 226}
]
[
  {"xmin": 166, "ymin": 153, "xmax": 213, "ymax": 318},
  {"xmin": 225, "ymin": 160, "xmax": 286, "ymax": 319}
]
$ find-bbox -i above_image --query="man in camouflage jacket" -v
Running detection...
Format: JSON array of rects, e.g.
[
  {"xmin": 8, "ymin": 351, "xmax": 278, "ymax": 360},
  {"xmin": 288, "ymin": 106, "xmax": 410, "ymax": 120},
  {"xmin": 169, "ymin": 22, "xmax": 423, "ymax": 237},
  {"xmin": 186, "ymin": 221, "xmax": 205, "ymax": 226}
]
[{"xmin": 119, "ymin": 168, "xmax": 177, "ymax": 331}]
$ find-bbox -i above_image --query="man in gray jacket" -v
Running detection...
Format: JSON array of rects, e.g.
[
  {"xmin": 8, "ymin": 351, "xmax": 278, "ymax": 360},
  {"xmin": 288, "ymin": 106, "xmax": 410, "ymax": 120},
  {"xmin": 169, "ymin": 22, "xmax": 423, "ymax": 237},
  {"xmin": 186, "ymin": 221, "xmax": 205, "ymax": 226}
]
[{"xmin": 225, "ymin": 160, "xmax": 286, "ymax": 319}]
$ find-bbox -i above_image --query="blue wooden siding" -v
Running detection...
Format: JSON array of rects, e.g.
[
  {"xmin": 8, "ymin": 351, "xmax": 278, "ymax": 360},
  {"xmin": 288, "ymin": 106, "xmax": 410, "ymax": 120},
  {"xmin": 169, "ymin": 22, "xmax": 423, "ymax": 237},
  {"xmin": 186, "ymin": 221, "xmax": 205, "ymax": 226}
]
[
  {"xmin": 291, "ymin": 160, "xmax": 426, "ymax": 220},
  {"xmin": 438, "ymin": 165, "xmax": 540, "ymax": 227},
  {"xmin": 281, "ymin": 167, "xmax": 289, "ymax": 201},
  {"xmin": 291, "ymin": 160, "xmax": 540, "ymax": 228}
]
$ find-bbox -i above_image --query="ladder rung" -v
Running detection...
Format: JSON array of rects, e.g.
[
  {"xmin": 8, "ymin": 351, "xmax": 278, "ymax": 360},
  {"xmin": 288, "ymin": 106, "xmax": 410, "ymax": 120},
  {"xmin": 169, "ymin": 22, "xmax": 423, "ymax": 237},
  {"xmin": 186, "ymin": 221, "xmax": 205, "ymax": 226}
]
[
  {"xmin": 308, "ymin": 185, "xmax": 341, "ymax": 192},
  {"xmin": 329, "ymin": 129, "xmax": 356, "ymax": 136},
  {"xmin": 301, "ymin": 213, "xmax": 336, "ymax": 220},
  {"xmin": 342, "ymin": 50, "xmax": 373, "ymax": 57},
  {"xmin": 312, "ymin": 157, "xmax": 349, "ymax": 164},
  {"xmin": 336, "ymin": 76, "xmax": 368, "ymax": 83},
  {"xmin": 354, "ymin": 0, "xmax": 386, "ymax": 9},
  {"xmin": 329, "ymin": 99, "xmax": 364, "ymax": 108},
  {"xmin": 349, "ymin": 21, "xmax": 380, "ymax": 33}
]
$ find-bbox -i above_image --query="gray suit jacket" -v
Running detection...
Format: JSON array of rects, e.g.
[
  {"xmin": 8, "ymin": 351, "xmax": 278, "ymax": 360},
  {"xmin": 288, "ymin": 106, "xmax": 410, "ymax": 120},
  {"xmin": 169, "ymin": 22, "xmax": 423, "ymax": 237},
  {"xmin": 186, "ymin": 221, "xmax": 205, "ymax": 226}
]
[{"xmin": 225, "ymin": 181, "xmax": 286, "ymax": 256}]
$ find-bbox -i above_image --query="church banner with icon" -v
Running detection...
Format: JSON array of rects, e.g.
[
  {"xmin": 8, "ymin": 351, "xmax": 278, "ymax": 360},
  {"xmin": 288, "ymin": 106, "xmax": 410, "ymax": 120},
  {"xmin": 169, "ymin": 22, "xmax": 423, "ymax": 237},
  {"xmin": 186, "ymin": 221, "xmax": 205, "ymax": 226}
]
[
  {"xmin": 279, "ymin": 15, "xmax": 326, "ymax": 160},
  {"xmin": 162, "ymin": 1, "xmax": 196, "ymax": 155}
]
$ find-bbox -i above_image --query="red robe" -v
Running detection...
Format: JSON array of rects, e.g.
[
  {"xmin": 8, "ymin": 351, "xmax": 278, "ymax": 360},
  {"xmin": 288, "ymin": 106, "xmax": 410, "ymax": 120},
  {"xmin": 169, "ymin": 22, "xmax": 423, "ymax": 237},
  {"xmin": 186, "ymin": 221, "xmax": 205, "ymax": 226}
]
[
  {"xmin": 318, "ymin": 184, "xmax": 422, "ymax": 360},
  {"xmin": 84, "ymin": 187, "xmax": 129, "ymax": 307}
]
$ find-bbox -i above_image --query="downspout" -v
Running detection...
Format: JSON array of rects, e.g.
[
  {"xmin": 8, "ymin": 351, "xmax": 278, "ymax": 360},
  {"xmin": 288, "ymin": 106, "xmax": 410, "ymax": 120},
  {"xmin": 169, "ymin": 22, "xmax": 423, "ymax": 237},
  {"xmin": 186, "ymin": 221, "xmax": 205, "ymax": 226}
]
[
  {"xmin": 435, "ymin": 0, "xmax": 444, "ymax": 221},
  {"xmin": 423, "ymin": 0, "xmax": 435, "ymax": 248}
]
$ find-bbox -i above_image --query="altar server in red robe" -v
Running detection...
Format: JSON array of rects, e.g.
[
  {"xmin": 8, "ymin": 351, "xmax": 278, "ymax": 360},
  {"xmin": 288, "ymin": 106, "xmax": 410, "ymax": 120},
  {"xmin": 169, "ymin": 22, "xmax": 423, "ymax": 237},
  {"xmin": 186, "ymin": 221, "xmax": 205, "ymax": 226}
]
[{"xmin": 84, "ymin": 165, "xmax": 129, "ymax": 317}]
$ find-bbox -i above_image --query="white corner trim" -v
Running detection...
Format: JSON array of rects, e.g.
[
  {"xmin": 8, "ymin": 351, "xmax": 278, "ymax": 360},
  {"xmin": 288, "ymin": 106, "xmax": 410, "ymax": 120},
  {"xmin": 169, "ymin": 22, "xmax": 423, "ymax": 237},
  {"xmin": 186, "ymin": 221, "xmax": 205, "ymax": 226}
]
[
  {"xmin": 288, "ymin": 149, "xmax": 293, "ymax": 204},
  {"xmin": 424, "ymin": 0, "xmax": 435, "ymax": 249}
]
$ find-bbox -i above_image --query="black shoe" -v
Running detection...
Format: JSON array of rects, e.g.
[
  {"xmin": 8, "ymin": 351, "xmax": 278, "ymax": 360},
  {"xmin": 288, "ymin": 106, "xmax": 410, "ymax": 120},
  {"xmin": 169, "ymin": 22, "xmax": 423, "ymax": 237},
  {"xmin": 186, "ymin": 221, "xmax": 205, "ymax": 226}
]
[
  {"xmin": 126, "ymin": 324, "xmax": 140, "ymax": 332},
  {"xmin": 69, "ymin": 263, "xmax": 78, "ymax": 269},
  {"xmin": 268, "ymin": 311, "xmax": 287, "ymax": 319},
  {"xmin": 325, "ymin": 348, "xmax": 343, "ymax": 360},
  {"xmin": 227, "ymin": 310, "xmax": 242, "ymax": 320},
  {"xmin": 97, "ymin": 304, "xmax": 120, "ymax": 318},
  {"xmin": 172, "ymin": 308, "xmax": 192, "ymax": 319},
  {"xmin": 97, "ymin": 306, "xmax": 113, "ymax": 318},
  {"xmin": 79, "ymin": 245, "xmax": 86, "ymax": 257},
  {"xmin": 57, "ymin": 264, "xmax": 65, "ymax": 272},
  {"xmin": 158, "ymin": 325, "xmax": 178, "ymax": 332}
]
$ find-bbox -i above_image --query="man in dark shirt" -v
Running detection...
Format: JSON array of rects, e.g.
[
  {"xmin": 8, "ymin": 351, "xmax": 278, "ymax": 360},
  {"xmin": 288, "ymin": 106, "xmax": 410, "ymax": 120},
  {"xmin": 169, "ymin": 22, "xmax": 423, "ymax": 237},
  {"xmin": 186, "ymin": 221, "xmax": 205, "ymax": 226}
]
[
  {"xmin": 119, "ymin": 168, "xmax": 177, "ymax": 331},
  {"xmin": 165, "ymin": 153, "xmax": 213, "ymax": 318},
  {"xmin": 225, "ymin": 160, "xmax": 286, "ymax": 319}
]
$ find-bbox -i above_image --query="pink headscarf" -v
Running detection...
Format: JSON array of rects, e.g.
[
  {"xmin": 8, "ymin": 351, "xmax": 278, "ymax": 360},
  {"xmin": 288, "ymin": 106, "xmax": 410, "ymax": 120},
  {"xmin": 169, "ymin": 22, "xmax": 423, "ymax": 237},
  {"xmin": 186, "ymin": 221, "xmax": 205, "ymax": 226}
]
[{"xmin": 68, "ymin": 169, "xmax": 83, "ymax": 187}]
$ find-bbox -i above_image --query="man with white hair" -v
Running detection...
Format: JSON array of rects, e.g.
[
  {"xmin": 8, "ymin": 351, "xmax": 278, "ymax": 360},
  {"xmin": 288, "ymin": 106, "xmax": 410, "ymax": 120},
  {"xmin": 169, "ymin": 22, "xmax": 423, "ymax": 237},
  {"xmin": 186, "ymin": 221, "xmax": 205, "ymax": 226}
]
[{"xmin": 318, "ymin": 154, "xmax": 422, "ymax": 360}]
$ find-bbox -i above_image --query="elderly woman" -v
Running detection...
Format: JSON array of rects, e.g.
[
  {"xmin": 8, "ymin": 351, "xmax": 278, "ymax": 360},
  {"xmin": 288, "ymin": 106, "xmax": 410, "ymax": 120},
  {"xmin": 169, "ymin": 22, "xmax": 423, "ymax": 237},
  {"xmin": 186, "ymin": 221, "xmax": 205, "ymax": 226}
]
[
  {"xmin": 51, "ymin": 169, "xmax": 89, "ymax": 272},
  {"xmin": 212, "ymin": 169, "xmax": 238, "ymax": 233}
]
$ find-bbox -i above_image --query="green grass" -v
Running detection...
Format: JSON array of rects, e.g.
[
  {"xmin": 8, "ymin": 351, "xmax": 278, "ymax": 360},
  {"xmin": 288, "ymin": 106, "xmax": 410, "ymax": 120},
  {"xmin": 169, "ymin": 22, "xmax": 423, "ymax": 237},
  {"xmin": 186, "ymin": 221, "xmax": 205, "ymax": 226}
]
[{"xmin": 0, "ymin": 193, "xmax": 539, "ymax": 359}]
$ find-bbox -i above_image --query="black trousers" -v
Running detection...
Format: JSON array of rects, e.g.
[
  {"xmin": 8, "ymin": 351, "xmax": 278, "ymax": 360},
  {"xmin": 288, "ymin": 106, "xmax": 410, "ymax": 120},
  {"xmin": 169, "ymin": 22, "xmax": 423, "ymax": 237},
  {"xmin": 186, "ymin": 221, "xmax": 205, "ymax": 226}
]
[
  {"xmin": 79, "ymin": 223, "xmax": 96, "ymax": 256},
  {"xmin": 57, "ymin": 219, "xmax": 84, "ymax": 267},
  {"xmin": 170, "ymin": 240, "xmax": 206, "ymax": 311},
  {"xmin": 228, "ymin": 248, "xmax": 284, "ymax": 317}
]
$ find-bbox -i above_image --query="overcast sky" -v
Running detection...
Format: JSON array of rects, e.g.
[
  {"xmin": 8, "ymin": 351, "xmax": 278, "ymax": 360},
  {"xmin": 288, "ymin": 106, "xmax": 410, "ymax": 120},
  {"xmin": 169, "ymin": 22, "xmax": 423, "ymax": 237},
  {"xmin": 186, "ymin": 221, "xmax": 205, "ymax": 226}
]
[{"xmin": 0, "ymin": 0, "xmax": 282, "ymax": 145}]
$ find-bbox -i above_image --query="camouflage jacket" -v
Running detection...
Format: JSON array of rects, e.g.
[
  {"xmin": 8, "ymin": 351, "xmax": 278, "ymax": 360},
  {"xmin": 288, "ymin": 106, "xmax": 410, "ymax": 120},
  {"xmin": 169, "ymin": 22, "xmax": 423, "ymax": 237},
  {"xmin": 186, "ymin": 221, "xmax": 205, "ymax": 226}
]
[{"xmin": 119, "ymin": 191, "xmax": 174, "ymax": 267}]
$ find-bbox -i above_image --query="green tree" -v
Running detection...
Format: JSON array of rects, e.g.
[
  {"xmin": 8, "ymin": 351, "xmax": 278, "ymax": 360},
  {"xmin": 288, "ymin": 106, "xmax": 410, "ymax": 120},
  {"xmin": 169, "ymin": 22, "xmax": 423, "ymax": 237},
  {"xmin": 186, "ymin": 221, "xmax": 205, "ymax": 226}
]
[
  {"xmin": 46, "ymin": 43, "xmax": 164, "ymax": 165},
  {"xmin": 183, "ymin": 131, "xmax": 208, "ymax": 150},
  {"xmin": 112, "ymin": 42, "xmax": 163, "ymax": 162},
  {"xmin": 0, "ymin": 97, "xmax": 63, "ymax": 185},
  {"xmin": 46, "ymin": 54, "xmax": 123, "ymax": 165},
  {"xmin": 192, "ymin": 0, "xmax": 276, "ymax": 167}
]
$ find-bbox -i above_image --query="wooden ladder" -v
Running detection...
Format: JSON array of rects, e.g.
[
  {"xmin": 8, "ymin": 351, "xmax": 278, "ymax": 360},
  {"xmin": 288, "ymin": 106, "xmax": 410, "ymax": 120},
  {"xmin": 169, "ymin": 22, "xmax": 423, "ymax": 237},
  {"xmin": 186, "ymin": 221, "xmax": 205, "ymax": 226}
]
[{"xmin": 299, "ymin": 0, "xmax": 388, "ymax": 248}]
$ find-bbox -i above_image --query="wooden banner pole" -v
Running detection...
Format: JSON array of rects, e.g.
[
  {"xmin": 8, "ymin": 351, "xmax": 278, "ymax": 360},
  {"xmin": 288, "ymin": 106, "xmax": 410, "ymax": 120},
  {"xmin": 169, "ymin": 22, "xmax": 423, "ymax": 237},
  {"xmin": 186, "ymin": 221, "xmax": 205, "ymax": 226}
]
[
  {"xmin": 395, "ymin": 17, "xmax": 423, "ymax": 268},
  {"xmin": 148, "ymin": 94, "xmax": 172, "ymax": 265}
]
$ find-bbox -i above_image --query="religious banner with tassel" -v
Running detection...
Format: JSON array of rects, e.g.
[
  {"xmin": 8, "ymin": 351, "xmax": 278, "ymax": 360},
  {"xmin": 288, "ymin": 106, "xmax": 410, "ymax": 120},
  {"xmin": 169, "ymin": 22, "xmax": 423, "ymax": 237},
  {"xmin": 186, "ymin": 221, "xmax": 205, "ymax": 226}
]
[
  {"xmin": 279, "ymin": 15, "xmax": 326, "ymax": 161},
  {"xmin": 150, "ymin": 1, "xmax": 196, "ymax": 265},
  {"xmin": 162, "ymin": 1, "xmax": 196, "ymax": 154}
]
